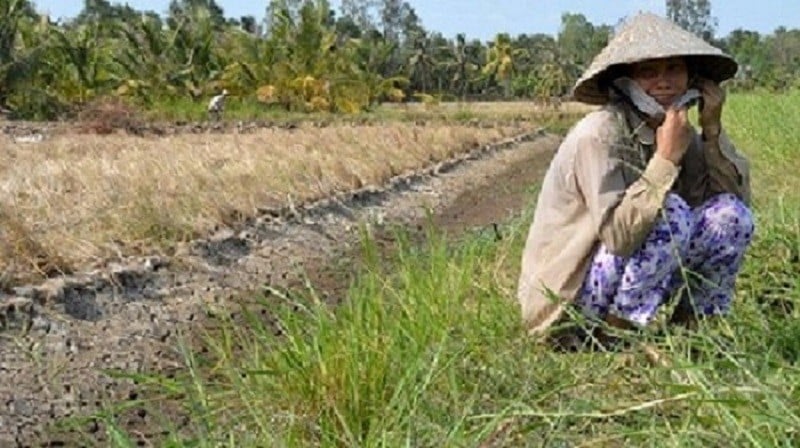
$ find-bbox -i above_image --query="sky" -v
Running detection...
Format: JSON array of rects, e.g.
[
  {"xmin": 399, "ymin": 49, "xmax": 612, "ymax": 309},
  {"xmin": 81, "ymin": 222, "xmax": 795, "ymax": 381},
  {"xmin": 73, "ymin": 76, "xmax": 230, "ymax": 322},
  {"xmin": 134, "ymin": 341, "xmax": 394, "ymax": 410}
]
[{"xmin": 31, "ymin": 0, "xmax": 798, "ymax": 41}]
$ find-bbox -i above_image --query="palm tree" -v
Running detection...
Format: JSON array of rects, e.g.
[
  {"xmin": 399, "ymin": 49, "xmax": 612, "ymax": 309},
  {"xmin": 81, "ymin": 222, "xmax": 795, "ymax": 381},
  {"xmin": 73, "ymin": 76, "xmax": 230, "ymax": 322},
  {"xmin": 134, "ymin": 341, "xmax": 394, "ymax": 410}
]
[
  {"xmin": 406, "ymin": 30, "xmax": 435, "ymax": 93},
  {"xmin": 482, "ymin": 32, "xmax": 526, "ymax": 98},
  {"xmin": 449, "ymin": 33, "xmax": 478, "ymax": 100}
]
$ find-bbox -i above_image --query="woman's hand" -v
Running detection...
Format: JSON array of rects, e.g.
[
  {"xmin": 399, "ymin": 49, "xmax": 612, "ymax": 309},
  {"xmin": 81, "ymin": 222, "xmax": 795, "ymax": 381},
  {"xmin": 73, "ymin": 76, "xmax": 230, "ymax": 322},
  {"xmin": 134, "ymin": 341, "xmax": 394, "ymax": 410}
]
[{"xmin": 656, "ymin": 107, "xmax": 693, "ymax": 165}]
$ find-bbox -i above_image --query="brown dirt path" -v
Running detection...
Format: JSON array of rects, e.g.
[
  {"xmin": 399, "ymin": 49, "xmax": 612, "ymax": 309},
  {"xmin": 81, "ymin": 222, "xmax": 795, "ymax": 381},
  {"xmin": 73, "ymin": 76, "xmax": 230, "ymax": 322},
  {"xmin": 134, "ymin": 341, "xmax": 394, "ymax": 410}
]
[
  {"xmin": 433, "ymin": 139, "xmax": 553, "ymax": 233},
  {"xmin": 0, "ymin": 130, "xmax": 560, "ymax": 446}
]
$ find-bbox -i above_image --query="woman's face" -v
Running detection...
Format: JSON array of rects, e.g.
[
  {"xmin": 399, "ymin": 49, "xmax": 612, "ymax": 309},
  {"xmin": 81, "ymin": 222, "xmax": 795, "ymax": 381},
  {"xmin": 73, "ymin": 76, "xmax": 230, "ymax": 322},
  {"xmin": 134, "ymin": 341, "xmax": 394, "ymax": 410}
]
[{"xmin": 630, "ymin": 57, "xmax": 690, "ymax": 107}]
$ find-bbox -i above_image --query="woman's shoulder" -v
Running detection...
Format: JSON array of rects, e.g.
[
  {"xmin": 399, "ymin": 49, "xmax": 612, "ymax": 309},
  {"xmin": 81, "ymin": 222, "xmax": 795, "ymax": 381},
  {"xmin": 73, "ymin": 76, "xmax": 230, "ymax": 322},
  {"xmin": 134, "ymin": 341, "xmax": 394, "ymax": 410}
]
[{"xmin": 564, "ymin": 104, "xmax": 627, "ymax": 146}]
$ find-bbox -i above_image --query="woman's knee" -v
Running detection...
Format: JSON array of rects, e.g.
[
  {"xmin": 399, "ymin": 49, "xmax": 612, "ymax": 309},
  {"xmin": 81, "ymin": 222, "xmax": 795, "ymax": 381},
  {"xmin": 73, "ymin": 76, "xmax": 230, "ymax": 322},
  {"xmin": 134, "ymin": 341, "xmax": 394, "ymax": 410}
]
[{"xmin": 699, "ymin": 193, "xmax": 755, "ymax": 244}]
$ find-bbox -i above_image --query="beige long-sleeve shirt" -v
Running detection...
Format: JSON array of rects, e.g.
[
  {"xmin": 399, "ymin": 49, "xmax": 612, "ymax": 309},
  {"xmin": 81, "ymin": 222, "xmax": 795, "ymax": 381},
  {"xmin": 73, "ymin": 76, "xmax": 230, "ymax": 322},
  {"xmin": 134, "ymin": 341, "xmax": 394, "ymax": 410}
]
[{"xmin": 516, "ymin": 101, "xmax": 751, "ymax": 336}]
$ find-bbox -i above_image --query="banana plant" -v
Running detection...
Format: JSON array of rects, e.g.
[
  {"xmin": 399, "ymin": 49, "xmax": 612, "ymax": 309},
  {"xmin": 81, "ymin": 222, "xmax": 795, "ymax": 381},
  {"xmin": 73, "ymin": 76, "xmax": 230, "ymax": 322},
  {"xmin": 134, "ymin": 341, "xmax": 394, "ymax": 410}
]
[
  {"xmin": 0, "ymin": 0, "xmax": 71, "ymax": 118},
  {"xmin": 217, "ymin": 28, "xmax": 281, "ymax": 94},
  {"xmin": 0, "ymin": 0, "xmax": 37, "ymax": 109},
  {"xmin": 112, "ymin": 15, "xmax": 185, "ymax": 103},
  {"xmin": 49, "ymin": 20, "xmax": 114, "ymax": 104},
  {"xmin": 168, "ymin": 5, "xmax": 221, "ymax": 99}
]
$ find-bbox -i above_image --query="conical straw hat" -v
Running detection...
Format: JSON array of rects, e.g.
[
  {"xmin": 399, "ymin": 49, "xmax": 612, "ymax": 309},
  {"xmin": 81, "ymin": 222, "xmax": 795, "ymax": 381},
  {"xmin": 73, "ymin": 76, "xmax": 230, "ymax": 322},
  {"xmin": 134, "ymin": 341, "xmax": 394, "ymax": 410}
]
[{"xmin": 571, "ymin": 12, "xmax": 738, "ymax": 105}]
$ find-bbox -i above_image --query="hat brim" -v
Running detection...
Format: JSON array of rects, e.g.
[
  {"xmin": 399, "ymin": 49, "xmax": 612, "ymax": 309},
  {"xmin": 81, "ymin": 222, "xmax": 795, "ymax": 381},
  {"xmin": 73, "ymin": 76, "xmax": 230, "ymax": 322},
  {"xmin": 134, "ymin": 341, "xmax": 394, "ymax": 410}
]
[{"xmin": 571, "ymin": 53, "xmax": 739, "ymax": 105}]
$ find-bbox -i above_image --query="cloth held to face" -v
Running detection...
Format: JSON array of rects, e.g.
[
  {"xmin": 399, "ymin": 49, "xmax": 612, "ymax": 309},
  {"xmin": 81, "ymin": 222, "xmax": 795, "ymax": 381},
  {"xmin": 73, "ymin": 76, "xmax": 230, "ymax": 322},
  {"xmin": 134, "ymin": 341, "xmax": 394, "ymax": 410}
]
[{"xmin": 611, "ymin": 77, "xmax": 702, "ymax": 125}]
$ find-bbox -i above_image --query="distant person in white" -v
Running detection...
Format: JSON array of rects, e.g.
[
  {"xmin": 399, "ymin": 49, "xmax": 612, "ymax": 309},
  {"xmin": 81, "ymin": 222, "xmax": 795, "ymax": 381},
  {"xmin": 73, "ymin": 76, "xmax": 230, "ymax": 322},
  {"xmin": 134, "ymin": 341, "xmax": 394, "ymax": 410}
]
[{"xmin": 207, "ymin": 89, "xmax": 228, "ymax": 121}]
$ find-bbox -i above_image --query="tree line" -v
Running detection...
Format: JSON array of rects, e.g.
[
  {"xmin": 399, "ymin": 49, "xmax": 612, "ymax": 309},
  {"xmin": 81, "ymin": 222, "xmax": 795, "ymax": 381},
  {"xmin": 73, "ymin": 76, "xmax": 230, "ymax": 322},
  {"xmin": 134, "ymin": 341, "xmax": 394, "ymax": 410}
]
[{"xmin": 0, "ymin": 0, "xmax": 797, "ymax": 120}]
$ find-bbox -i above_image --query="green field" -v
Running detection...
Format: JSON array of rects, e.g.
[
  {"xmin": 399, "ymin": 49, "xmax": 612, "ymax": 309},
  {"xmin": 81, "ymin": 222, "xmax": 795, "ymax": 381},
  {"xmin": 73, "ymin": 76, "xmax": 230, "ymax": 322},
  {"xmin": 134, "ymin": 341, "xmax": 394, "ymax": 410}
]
[{"xmin": 98, "ymin": 91, "xmax": 800, "ymax": 447}]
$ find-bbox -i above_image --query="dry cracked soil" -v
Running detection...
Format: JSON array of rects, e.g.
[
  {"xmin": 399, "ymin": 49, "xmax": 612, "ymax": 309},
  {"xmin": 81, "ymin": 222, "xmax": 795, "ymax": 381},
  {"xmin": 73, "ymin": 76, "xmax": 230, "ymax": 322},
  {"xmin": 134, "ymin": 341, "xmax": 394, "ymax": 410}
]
[{"xmin": 0, "ymin": 126, "xmax": 560, "ymax": 446}]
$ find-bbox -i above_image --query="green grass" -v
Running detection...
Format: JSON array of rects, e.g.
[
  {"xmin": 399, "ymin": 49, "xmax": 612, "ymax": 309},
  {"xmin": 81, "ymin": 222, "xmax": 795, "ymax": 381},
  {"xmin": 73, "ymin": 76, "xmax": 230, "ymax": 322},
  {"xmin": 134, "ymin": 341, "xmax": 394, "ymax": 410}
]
[{"xmin": 89, "ymin": 91, "xmax": 800, "ymax": 447}]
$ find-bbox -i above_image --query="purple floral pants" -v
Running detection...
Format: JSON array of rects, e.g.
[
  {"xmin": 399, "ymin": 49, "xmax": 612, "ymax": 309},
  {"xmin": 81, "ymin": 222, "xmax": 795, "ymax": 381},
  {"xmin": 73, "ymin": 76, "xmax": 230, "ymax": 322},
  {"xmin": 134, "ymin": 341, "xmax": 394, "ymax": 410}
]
[{"xmin": 577, "ymin": 193, "xmax": 755, "ymax": 327}]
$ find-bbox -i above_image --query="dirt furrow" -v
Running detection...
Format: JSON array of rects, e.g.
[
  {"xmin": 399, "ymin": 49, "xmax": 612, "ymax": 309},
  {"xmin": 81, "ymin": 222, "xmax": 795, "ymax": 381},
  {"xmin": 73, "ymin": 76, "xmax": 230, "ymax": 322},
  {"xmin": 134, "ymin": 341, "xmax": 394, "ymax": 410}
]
[{"xmin": 0, "ymin": 128, "xmax": 560, "ymax": 446}]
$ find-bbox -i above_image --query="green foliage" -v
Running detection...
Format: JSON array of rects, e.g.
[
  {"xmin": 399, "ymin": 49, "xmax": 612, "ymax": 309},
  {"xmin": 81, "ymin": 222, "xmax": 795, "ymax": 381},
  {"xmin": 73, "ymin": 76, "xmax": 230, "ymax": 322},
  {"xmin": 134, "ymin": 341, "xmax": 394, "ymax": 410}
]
[{"xmin": 0, "ymin": 0, "xmax": 797, "ymax": 119}]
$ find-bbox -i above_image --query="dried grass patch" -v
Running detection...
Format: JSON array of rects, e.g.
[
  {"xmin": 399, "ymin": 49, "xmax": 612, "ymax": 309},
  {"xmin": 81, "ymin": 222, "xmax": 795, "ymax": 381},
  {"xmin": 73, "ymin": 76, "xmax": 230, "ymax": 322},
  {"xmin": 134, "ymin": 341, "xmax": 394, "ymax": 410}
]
[
  {"xmin": 0, "ymin": 122, "xmax": 524, "ymax": 285},
  {"xmin": 378, "ymin": 100, "xmax": 598, "ymax": 118}
]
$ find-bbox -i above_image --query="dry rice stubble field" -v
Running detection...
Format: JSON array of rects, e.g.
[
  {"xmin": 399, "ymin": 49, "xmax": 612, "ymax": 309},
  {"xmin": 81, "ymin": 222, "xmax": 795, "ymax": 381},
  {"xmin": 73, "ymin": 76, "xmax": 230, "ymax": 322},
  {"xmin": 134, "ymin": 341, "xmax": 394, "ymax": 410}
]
[{"xmin": 0, "ymin": 119, "xmax": 539, "ymax": 288}]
